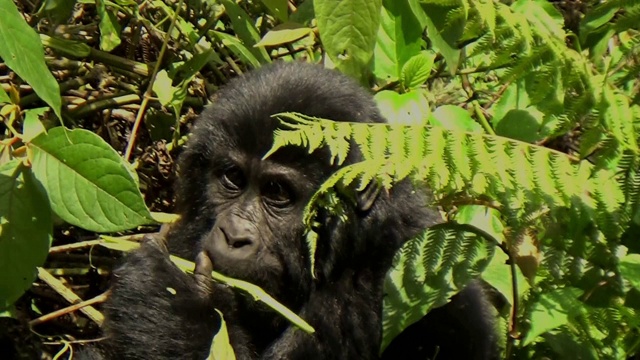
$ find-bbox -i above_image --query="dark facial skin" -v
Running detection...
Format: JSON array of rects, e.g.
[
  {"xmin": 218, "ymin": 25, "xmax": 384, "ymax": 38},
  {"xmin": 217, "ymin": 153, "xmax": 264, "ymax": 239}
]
[{"xmin": 193, "ymin": 154, "xmax": 320, "ymax": 304}]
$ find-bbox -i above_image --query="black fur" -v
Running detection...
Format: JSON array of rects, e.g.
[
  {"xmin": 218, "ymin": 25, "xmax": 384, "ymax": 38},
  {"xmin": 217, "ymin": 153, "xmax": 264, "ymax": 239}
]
[{"xmin": 81, "ymin": 62, "xmax": 497, "ymax": 359}]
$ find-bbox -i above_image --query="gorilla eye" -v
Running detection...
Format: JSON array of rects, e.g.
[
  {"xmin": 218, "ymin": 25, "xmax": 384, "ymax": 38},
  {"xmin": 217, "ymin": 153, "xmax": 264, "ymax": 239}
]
[
  {"xmin": 221, "ymin": 167, "xmax": 246, "ymax": 190},
  {"xmin": 263, "ymin": 180, "xmax": 293, "ymax": 207}
]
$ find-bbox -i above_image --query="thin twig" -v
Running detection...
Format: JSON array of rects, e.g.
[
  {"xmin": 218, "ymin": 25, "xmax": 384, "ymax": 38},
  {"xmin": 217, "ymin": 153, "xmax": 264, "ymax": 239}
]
[
  {"xmin": 505, "ymin": 246, "xmax": 519, "ymax": 358},
  {"xmin": 69, "ymin": 94, "xmax": 140, "ymax": 118},
  {"xmin": 36, "ymin": 268, "xmax": 105, "ymax": 325},
  {"xmin": 472, "ymin": 100, "xmax": 495, "ymax": 135},
  {"xmin": 30, "ymin": 291, "xmax": 110, "ymax": 327},
  {"xmin": 124, "ymin": 0, "xmax": 185, "ymax": 161}
]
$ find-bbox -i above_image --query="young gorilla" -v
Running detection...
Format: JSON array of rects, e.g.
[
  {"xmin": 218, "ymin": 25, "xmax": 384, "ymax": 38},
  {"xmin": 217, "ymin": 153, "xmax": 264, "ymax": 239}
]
[{"xmin": 85, "ymin": 62, "xmax": 497, "ymax": 359}]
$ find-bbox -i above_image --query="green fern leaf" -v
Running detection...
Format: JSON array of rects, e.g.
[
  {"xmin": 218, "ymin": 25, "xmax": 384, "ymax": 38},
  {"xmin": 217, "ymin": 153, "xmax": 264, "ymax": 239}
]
[{"xmin": 381, "ymin": 223, "xmax": 496, "ymax": 352}]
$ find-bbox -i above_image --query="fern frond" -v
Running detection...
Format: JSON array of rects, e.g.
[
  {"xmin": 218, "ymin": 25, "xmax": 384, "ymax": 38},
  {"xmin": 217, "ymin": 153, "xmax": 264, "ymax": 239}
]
[
  {"xmin": 599, "ymin": 87, "xmax": 638, "ymax": 152},
  {"xmin": 381, "ymin": 223, "xmax": 496, "ymax": 352},
  {"xmin": 263, "ymin": 114, "xmax": 324, "ymax": 159},
  {"xmin": 613, "ymin": 3, "xmax": 640, "ymax": 32},
  {"xmin": 270, "ymin": 114, "xmax": 626, "ymax": 239},
  {"xmin": 592, "ymin": 170, "xmax": 626, "ymax": 238},
  {"xmin": 473, "ymin": 0, "xmax": 496, "ymax": 37},
  {"xmin": 467, "ymin": 1, "xmax": 599, "ymax": 139}
]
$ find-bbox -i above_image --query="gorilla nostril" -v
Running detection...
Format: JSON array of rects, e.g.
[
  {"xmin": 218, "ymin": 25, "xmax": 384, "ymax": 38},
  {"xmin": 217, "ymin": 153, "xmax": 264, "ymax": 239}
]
[{"xmin": 229, "ymin": 238, "xmax": 252, "ymax": 249}]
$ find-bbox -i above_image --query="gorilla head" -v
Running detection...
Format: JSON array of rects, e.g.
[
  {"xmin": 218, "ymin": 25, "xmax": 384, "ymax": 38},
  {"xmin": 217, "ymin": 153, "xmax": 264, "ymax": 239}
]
[{"xmin": 168, "ymin": 62, "xmax": 436, "ymax": 309}]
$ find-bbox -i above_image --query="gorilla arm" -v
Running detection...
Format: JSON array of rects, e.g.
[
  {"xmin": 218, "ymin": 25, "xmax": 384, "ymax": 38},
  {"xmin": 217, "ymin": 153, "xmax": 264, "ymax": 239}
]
[
  {"xmin": 92, "ymin": 234, "xmax": 383, "ymax": 360},
  {"xmin": 96, "ymin": 237, "xmax": 255, "ymax": 360},
  {"xmin": 261, "ymin": 278, "xmax": 382, "ymax": 359},
  {"xmin": 193, "ymin": 239, "xmax": 384, "ymax": 360}
]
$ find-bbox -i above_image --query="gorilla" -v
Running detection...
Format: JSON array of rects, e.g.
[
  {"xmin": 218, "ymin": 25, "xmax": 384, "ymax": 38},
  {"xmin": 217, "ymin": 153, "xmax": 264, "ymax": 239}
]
[{"xmin": 81, "ymin": 61, "xmax": 498, "ymax": 359}]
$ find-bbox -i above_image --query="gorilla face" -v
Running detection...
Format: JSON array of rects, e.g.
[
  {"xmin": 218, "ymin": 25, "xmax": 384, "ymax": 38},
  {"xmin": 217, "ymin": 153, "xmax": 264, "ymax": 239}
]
[
  {"xmin": 169, "ymin": 62, "xmax": 387, "ymax": 306},
  {"xmin": 197, "ymin": 145, "xmax": 321, "ymax": 301}
]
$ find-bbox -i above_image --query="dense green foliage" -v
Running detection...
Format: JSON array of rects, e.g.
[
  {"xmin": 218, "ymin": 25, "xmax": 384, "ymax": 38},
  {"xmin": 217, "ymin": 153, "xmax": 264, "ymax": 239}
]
[{"xmin": 1, "ymin": 0, "xmax": 640, "ymax": 358}]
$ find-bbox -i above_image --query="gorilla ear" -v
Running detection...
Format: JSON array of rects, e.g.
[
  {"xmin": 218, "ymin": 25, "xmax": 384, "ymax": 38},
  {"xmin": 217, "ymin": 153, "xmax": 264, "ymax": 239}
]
[{"xmin": 356, "ymin": 181, "xmax": 382, "ymax": 212}]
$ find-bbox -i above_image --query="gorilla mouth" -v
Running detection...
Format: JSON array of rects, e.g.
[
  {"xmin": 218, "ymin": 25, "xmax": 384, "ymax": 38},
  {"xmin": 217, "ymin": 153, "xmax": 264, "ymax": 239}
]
[{"xmin": 196, "ymin": 245, "xmax": 285, "ymax": 295}]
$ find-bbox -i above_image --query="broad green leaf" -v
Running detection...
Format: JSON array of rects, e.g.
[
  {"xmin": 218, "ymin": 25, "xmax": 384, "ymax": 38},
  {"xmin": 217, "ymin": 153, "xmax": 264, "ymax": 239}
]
[
  {"xmin": 96, "ymin": 0, "xmax": 122, "ymax": 51},
  {"xmin": 543, "ymin": 331, "xmax": 599, "ymax": 360},
  {"xmin": 0, "ymin": 0, "xmax": 62, "ymax": 121},
  {"xmin": 206, "ymin": 310, "xmax": 237, "ymax": 360},
  {"xmin": 153, "ymin": 70, "xmax": 193, "ymax": 122},
  {"xmin": 144, "ymin": 108, "xmax": 175, "ymax": 142},
  {"xmin": 40, "ymin": 34, "xmax": 92, "ymax": 58},
  {"xmin": 0, "ymin": 145, "xmax": 11, "ymax": 166},
  {"xmin": 255, "ymin": 23, "xmax": 312, "ymax": 47},
  {"xmin": 494, "ymin": 108, "xmax": 546, "ymax": 143},
  {"xmin": 261, "ymin": 0, "xmax": 288, "ymax": 22},
  {"xmin": 174, "ymin": 49, "xmax": 216, "ymax": 82},
  {"xmin": 219, "ymin": 0, "xmax": 270, "ymax": 64},
  {"xmin": 523, "ymin": 287, "xmax": 582, "ymax": 346},
  {"xmin": 481, "ymin": 250, "xmax": 529, "ymax": 307},
  {"xmin": 431, "ymin": 105, "xmax": 482, "ymax": 133},
  {"xmin": 213, "ymin": 31, "xmax": 261, "ymax": 69},
  {"xmin": 454, "ymin": 205, "xmax": 505, "ymax": 243},
  {"xmin": 0, "ymin": 89, "xmax": 10, "ymax": 104},
  {"xmin": 406, "ymin": 0, "xmax": 428, "ymax": 30},
  {"xmin": 373, "ymin": 0, "xmax": 424, "ymax": 83},
  {"xmin": 314, "ymin": 0, "xmax": 381, "ymax": 81},
  {"xmin": 579, "ymin": 3, "xmax": 617, "ymax": 42},
  {"xmin": 150, "ymin": 1, "xmax": 203, "ymax": 46},
  {"xmin": 112, "ymin": 0, "xmax": 136, "ymax": 6},
  {"xmin": 381, "ymin": 224, "xmax": 495, "ymax": 352},
  {"xmin": 583, "ymin": 26, "xmax": 615, "ymax": 61},
  {"xmin": 150, "ymin": 212, "xmax": 180, "ymax": 224},
  {"xmin": 491, "ymin": 80, "xmax": 532, "ymax": 122},
  {"xmin": 490, "ymin": 80, "xmax": 545, "ymax": 142},
  {"xmin": 22, "ymin": 108, "xmax": 48, "ymax": 142},
  {"xmin": 289, "ymin": 0, "xmax": 315, "ymax": 25},
  {"xmin": 0, "ymin": 160, "xmax": 52, "ymax": 310},
  {"xmin": 154, "ymin": 50, "xmax": 213, "ymax": 116},
  {"xmin": 40, "ymin": 0, "xmax": 75, "ymax": 24},
  {"xmin": 400, "ymin": 51, "xmax": 434, "ymax": 90},
  {"xmin": 620, "ymin": 254, "xmax": 640, "ymax": 291},
  {"xmin": 29, "ymin": 127, "xmax": 154, "ymax": 232},
  {"xmin": 153, "ymin": 71, "xmax": 180, "ymax": 109},
  {"xmin": 374, "ymin": 90, "xmax": 430, "ymax": 125},
  {"xmin": 512, "ymin": 0, "xmax": 564, "ymax": 39},
  {"xmin": 420, "ymin": 2, "xmax": 465, "ymax": 74}
]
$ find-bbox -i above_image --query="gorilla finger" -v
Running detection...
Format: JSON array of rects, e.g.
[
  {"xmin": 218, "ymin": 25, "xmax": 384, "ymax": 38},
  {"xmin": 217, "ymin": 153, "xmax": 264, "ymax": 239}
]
[
  {"xmin": 158, "ymin": 223, "xmax": 172, "ymax": 238},
  {"xmin": 194, "ymin": 250, "xmax": 215, "ymax": 298},
  {"xmin": 141, "ymin": 231, "xmax": 169, "ymax": 254}
]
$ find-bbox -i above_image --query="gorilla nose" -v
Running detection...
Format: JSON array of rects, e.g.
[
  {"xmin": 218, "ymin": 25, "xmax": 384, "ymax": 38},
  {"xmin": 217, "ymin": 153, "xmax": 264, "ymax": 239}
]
[
  {"xmin": 207, "ymin": 223, "xmax": 260, "ymax": 260},
  {"xmin": 220, "ymin": 226, "xmax": 255, "ymax": 250}
]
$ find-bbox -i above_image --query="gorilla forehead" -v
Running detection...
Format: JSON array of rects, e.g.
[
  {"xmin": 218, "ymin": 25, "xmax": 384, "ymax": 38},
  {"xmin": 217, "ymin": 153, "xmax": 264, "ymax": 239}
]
[{"xmin": 188, "ymin": 62, "xmax": 384, "ymax": 161}]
